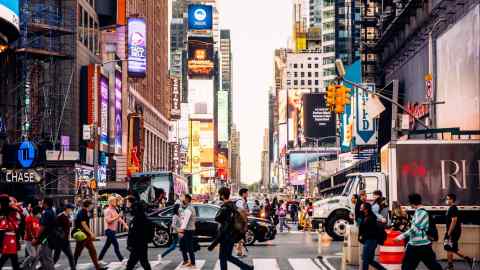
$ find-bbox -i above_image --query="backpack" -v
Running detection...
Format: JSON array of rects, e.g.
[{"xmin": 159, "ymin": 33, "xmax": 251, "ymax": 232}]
[
  {"xmin": 376, "ymin": 223, "xmax": 387, "ymax": 245},
  {"xmin": 231, "ymin": 206, "xmax": 248, "ymax": 243},
  {"xmin": 420, "ymin": 209, "xmax": 438, "ymax": 242}
]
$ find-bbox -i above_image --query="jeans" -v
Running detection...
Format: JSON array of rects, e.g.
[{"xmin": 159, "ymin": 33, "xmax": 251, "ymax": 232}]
[
  {"xmin": 39, "ymin": 244, "xmax": 55, "ymax": 270},
  {"xmin": 23, "ymin": 241, "xmax": 39, "ymax": 270},
  {"xmin": 0, "ymin": 254, "xmax": 20, "ymax": 270},
  {"xmin": 401, "ymin": 244, "xmax": 442, "ymax": 270},
  {"xmin": 161, "ymin": 234, "xmax": 178, "ymax": 258},
  {"xmin": 98, "ymin": 229, "xmax": 123, "ymax": 261},
  {"xmin": 180, "ymin": 231, "xmax": 195, "ymax": 265},
  {"xmin": 126, "ymin": 246, "xmax": 150, "ymax": 270},
  {"xmin": 219, "ymin": 238, "xmax": 252, "ymax": 270},
  {"xmin": 361, "ymin": 239, "xmax": 386, "ymax": 270},
  {"xmin": 54, "ymin": 239, "xmax": 75, "ymax": 270},
  {"xmin": 74, "ymin": 237, "xmax": 100, "ymax": 270},
  {"xmin": 279, "ymin": 216, "xmax": 290, "ymax": 232}
]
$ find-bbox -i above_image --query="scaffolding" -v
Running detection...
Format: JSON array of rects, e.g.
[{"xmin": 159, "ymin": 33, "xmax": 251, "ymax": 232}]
[{"xmin": 14, "ymin": 0, "xmax": 76, "ymax": 146}]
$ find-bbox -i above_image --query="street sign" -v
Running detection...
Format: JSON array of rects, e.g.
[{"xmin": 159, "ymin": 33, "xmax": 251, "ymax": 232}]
[
  {"xmin": 83, "ymin": 125, "xmax": 91, "ymax": 141},
  {"xmin": 17, "ymin": 141, "xmax": 36, "ymax": 168},
  {"xmin": 425, "ymin": 73, "xmax": 433, "ymax": 101},
  {"xmin": 354, "ymin": 84, "xmax": 378, "ymax": 146}
]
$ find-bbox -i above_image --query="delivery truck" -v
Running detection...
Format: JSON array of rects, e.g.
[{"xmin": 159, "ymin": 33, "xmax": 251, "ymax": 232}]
[{"xmin": 312, "ymin": 140, "xmax": 480, "ymax": 240}]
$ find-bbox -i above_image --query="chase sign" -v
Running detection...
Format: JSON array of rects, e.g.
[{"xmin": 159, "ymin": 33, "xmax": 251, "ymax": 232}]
[
  {"xmin": 17, "ymin": 141, "xmax": 36, "ymax": 168},
  {"xmin": 188, "ymin": 4, "xmax": 212, "ymax": 30}
]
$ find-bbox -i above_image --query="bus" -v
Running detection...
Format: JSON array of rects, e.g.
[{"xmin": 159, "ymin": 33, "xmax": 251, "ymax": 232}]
[{"xmin": 129, "ymin": 171, "xmax": 188, "ymax": 207}]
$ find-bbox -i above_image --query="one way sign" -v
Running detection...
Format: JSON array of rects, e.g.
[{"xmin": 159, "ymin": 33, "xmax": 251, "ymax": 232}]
[{"xmin": 354, "ymin": 84, "xmax": 378, "ymax": 146}]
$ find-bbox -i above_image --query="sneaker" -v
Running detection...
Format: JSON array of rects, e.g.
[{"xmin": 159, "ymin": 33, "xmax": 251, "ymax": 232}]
[
  {"xmin": 185, "ymin": 262, "xmax": 195, "ymax": 267},
  {"xmin": 98, "ymin": 261, "xmax": 108, "ymax": 267},
  {"xmin": 181, "ymin": 261, "xmax": 189, "ymax": 266},
  {"xmin": 121, "ymin": 258, "xmax": 129, "ymax": 265}
]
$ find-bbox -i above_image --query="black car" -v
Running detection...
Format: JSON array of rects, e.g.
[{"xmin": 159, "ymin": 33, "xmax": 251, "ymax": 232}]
[{"xmin": 147, "ymin": 203, "xmax": 276, "ymax": 248}]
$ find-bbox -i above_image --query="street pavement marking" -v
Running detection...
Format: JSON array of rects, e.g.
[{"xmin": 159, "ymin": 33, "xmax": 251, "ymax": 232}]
[
  {"xmin": 174, "ymin": 259, "xmax": 205, "ymax": 270},
  {"xmin": 213, "ymin": 261, "xmax": 240, "ymax": 270},
  {"xmin": 253, "ymin": 258, "xmax": 279, "ymax": 270},
  {"xmin": 288, "ymin": 258, "xmax": 321, "ymax": 270}
]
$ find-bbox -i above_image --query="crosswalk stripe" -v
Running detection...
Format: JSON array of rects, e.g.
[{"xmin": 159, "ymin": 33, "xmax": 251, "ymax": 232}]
[
  {"xmin": 288, "ymin": 258, "xmax": 321, "ymax": 270},
  {"xmin": 213, "ymin": 261, "xmax": 241, "ymax": 270},
  {"xmin": 174, "ymin": 259, "xmax": 205, "ymax": 270},
  {"xmin": 253, "ymin": 258, "xmax": 279, "ymax": 270}
]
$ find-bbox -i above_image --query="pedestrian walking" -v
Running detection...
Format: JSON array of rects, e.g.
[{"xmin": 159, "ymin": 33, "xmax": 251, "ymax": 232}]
[
  {"xmin": 305, "ymin": 202, "xmax": 314, "ymax": 231},
  {"xmin": 34, "ymin": 197, "xmax": 59, "ymax": 270},
  {"xmin": 126, "ymin": 196, "xmax": 151, "ymax": 270},
  {"xmin": 277, "ymin": 200, "xmax": 290, "ymax": 233},
  {"xmin": 235, "ymin": 188, "xmax": 250, "ymax": 257},
  {"xmin": 22, "ymin": 206, "xmax": 42, "ymax": 270},
  {"xmin": 262, "ymin": 198, "xmax": 271, "ymax": 219},
  {"xmin": 271, "ymin": 197, "xmax": 279, "ymax": 225},
  {"xmin": 159, "ymin": 204, "xmax": 181, "ymax": 261},
  {"xmin": 179, "ymin": 194, "xmax": 197, "ymax": 267},
  {"xmin": 0, "ymin": 195, "xmax": 22, "ymax": 270},
  {"xmin": 355, "ymin": 191, "xmax": 367, "ymax": 226},
  {"xmin": 391, "ymin": 201, "xmax": 409, "ymax": 232},
  {"xmin": 394, "ymin": 193, "xmax": 442, "ymax": 270},
  {"xmin": 208, "ymin": 187, "xmax": 253, "ymax": 270},
  {"xmin": 372, "ymin": 190, "xmax": 388, "ymax": 224},
  {"xmin": 444, "ymin": 193, "xmax": 474, "ymax": 270},
  {"xmin": 358, "ymin": 203, "xmax": 386, "ymax": 270},
  {"xmin": 53, "ymin": 203, "xmax": 76, "ymax": 270},
  {"xmin": 251, "ymin": 200, "xmax": 261, "ymax": 218},
  {"xmin": 98, "ymin": 197, "xmax": 128, "ymax": 264},
  {"xmin": 73, "ymin": 199, "xmax": 104, "ymax": 270},
  {"xmin": 289, "ymin": 201, "xmax": 298, "ymax": 223}
]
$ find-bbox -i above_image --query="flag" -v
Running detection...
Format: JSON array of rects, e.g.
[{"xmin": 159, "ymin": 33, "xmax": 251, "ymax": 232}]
[{"xmin": 366, "ymin": 93, "xmax": 386, "ymax": 119}]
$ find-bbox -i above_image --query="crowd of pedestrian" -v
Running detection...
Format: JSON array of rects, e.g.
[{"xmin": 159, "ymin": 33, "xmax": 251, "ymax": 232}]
[{"xmin": 354, "ymin": 190, "xmax": 475, "ymax": 270}]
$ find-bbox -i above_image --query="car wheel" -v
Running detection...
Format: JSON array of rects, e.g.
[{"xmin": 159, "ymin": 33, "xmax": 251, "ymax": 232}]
[
  {"xmin": 244, "ymin": 229, "xmax": 256, "ymax": 246},
  {"xmin": 152, "ymin": 226, "xmax": 171, "ymax": 248},
  {"xmin": 326, "ymin": 211, "xmax": 349, "ymax": 241}
]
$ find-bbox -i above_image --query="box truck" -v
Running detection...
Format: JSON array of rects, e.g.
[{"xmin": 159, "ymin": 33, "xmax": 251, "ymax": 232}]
[{"xmin": 312, "ymin": 140, "xmax": 480, "ymax": 240}]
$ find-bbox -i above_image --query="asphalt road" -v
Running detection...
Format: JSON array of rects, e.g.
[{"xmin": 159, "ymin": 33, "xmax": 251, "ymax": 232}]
[{"xmin": 4, "ymin": 229, "xmax": 477, "ymax": 270}]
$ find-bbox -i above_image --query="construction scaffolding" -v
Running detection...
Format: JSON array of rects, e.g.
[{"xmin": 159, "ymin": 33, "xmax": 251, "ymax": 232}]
[{"xmin": 15, "ymin": 0, "xmax": 76, "ymax": 146}]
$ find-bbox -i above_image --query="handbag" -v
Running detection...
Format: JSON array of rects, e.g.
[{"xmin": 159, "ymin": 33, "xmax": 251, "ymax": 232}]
[
  {"xmin": 72, "ymin": 229, "xmax": 87, "ymax": 241},
  {"xmin": 2, "ymin": 232, "xmax": 18, "ymax": 254}
]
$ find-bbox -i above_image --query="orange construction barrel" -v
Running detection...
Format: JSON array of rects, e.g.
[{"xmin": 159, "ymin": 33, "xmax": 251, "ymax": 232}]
[{"xmin": 379, "ymin": 230, "xmax": 405, "ymax": 270}]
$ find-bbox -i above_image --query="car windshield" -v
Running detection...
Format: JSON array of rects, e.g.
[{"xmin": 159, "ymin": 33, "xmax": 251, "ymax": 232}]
[{"xmin": 341, "ymin": 176, "xmax": 357, "ymax": 196}]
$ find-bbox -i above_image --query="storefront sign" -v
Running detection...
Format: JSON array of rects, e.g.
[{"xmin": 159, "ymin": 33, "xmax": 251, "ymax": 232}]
[
  {"xmin": 1, "ymin": 169, "xmax": 41, "ymax": 183},
  {"xmin": 114, "ymin": 71, "xmax": 122, "ymax": 153},
  {"xmin": 127, "ymin": 18, "xmax": 147, "ymax": 76},
  {"xmin": 405, "ymin": 102, "xmax": 429, "ymax": 130},
  {"xmin": 17, "ymin": 141, "xmax": 36, "ymax": 168}
]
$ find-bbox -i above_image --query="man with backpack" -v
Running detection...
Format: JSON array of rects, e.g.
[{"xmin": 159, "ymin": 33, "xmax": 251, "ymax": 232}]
[
  {"xmin": 209, "ymin": 187, "xmax": 253, "ymax": 270},
  {"xmin": 395, "ymin": 193, "xmax": 442, "ymax": 270}
]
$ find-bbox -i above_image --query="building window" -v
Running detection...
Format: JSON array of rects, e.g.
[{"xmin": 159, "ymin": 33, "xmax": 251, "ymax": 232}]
[
  {"xmin": 323, "ymin": 57, "xmax": 335, "ymax": 65},
  {"xmin": 294, "ymin": 72, "xmax": 298, "ymax": 77},
  {"xmin": 293, "ymin": 63, "xmax": 298, "ymax": 68},
  {"xmin": 308, "ymin": 80, "xmax": 312, "ymax": 85},
  {"xmin": 301, "ymin": 64, "xmax": 304, "ymax": 68},
  {"xmin": 308, "ymin": 63, "xmax": 312, "ymax": 68},
  {"xmin": 301, "ymin": 72, "xmax": 305, "ymax": 77},
  {"xmin": 315, "ymin": 72, "xmax": 319, "ymax": 77},
  {"xmin": 323, "ymin": 45, "xmax": 335, "ymax": 53},
  {"xmin": 294, "ymin": 80, "xmax": 298, "ymax": 86},
  {"xmin": 308, "ymin": 72, "xmax": 312, "ymax": 77},
  {"xmin": 315, "ymin": 63, "xmax": 319, "ymax": 68},
  {"xmin": 315, "ymin": 80, "xmax": 319, "ymax": 85},
  {"xmin": 301, "ymin": 80, "xmax": 305, "ymax": 85}
]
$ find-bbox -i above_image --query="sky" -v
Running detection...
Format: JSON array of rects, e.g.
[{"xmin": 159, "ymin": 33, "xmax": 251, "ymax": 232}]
[{"xmin": 217, "ymin": 0, "xmax": 293, "ymax": 184}]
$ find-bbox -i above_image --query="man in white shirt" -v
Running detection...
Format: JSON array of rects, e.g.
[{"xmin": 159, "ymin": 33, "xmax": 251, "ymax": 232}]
[
  {"xmin": 178, "ymin": 194, "xmax": 196, "ymax": 267},
  {"xmin": 235, "ymin": 188, "xmax": 249, "ymax": 257}
]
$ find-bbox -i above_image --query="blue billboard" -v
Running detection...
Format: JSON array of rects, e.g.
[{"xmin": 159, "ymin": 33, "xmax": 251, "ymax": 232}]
[
  {"xmin": 0, "ymin": 0, "xmax": 19, "ymax": 30},
  {"xmin": 188, "ymin": 4, "xmax": 213, "ymax": 30},
  {"xmin": 127, "ymin": 18, "xmax": 147, "ymax": 76},
  {"xmin": 340, "ymin": 59, "xmax": 362, "ymax": 152}
]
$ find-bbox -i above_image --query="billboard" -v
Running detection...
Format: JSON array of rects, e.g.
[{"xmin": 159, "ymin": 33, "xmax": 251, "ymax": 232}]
[
  {"xmin": 302, "ymin": 93, "xmax": 336, "ymax": 140},
  {"xmin": 188, "ymin": 36, "xmax": 214, "ymax": 79},
  {"xmin": 353, "ymin": 84, "xmax": 378, "ymax": 145},
  {"xmin": 99, "ymin": 75, "xmax": 109, "ymax": 146},
  {"xmin": 114, "ymin": 71, "xmax": 122, "ymax": 154},
  {"xmin": 278, "ymin": 89, "xmax": 287, "ymax": 124},
  {"xmin": 217, "ymin": 91, "xmax": 229, "ymax": 142},
  {"xmin": 0, "ymin": 0, "xmax": 19, "ymax": 34},
  {"xmin": 289, "ymin": 151, "xmax": 336, "ymax": 186},
  {"xmin": 288, "ymin": 89, "xmax": 309, "ymax": 145},
  {"xmin": 127, "ymin": 113, "xmax": 144, "ymax": 176},
  {"xmin": 170, "ymin": 76, "xmax": 181, "ymax": 119},
  {"xmin": 199, "ymin": 120, "xmax": 214, "ymax": 165},
  {"xmin": 436, "ymin": 4, "xmax": 480, "ymax": 134},
  {"xmin": 340, "ymin": 60, "xmax": 362, "ymax": 152},
  {"xmin": 188, "ymin": 4, "xmax": 213, "ymax": 30},
  {"xmin": 127, "ymin": 18, "xmax": 147, "ymax": 76}
]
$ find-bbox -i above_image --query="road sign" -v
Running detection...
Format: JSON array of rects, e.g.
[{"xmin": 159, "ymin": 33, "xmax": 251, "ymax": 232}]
[
  {"xmin": 17, "ymin": 141, "xmax": 36, "ymax": 168},
  {"xmin": 354, "ymin": 84, "xmax": 378, "ymax": 146}
]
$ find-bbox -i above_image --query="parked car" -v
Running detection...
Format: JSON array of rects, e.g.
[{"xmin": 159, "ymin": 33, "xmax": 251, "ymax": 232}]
[{"xmin": 147, "ymin": 203, "xmax": 277, "ymax": 248}]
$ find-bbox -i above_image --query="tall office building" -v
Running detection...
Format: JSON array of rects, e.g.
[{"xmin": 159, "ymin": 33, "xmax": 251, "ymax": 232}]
[
  {"xmin": 219, "ymin": 29, "xmax": 232, "ymax": 141},
  {"xmin": 230, "ymin": 124, "xmax": 241, "ymax": 193}
]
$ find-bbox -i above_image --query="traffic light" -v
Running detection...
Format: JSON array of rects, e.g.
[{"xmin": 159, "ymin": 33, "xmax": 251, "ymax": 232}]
[
  {"xmin": 326, "ymin": 84, "xmax": 336, "ymax": 111},
  {"xmin": 335, "ymin": 85, "xmax": 345, "ymax": 114},
  {"xmin": 343, "ymin": 85, "xmax": 352, "ymax": 105}
]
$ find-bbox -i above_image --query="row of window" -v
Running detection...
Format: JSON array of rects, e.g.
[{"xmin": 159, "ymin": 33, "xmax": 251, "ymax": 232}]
[
  {"xmin": 291, "ymin": 63, "xmax": 320, "ymax": 69},
  {"xmin": 289, "ymin": 71, "xmax": 320, "ymax": 78},
  {"xmin": 78, "ymin": 5, "xmax": 99, "ymax": 55},
  {"xmin": 288, "ymin": 79, "xmax": 320, "ymax": 86}
]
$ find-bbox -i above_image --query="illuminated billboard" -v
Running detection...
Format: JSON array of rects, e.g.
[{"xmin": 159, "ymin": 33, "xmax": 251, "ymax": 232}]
[
  {"xmin": 217, "ymin": 91, "xmax": 229, "ymax": 142},
  {"xmin": 114, "ymin": 71, "xmax": 122, "ymax": 154},
  {"xmin": 99, "ymin": 75, "xmax": 109, "ymax": 146},
  {"xmin": 127, "ymin": 18, "xmax": 146, "ymax": 76},
  {"xmin": 188, "ymin": 36, "xmax": 214, "ymax": 79},
  {"xmin": 0, "ymin": 0, "xmax": 19, "ymax": 42},
  {"xmin": 199, "ymin": 120, "xmax": 214, "ymax": 165},
  {"xmin": 278, "ymin": 89, "xmax": 287, "ymax": 124},
  {"xmin": 302, "ymin": 93, "xmax": 335, "ymax": 140},
  {"xmin": 170, "ymin": 76, "xmax": 181, "ymax": 119},
  {"xmin": 289, "ymin": 151, "xmax": 336, "ymax": 186},
  {"xmin": 288, "ymin": 89, "xmax": 309, "ymax": 145},
  {"xmin": 188, "ymin": 4, "xmax": 213, "ymax": 30}
]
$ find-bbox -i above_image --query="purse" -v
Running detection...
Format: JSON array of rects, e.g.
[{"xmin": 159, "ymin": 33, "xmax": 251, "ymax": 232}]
[{"xmin": 72, "ymin": 229, "xmax": 87, "ymax": 241}]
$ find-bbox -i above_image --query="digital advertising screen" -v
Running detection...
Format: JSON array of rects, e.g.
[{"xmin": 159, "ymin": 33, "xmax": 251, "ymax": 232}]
[
  {"xmin": 217, "ymin": 91, "xmax": 229, "ymax": 142},
  {"xmin": 302, "ymin": 93, "xmax": 336, "ymax": 140},
  {"xmin": 188, "ymin": 4, "xmax": 213, "ymax": 30},
  {"xmin": 99, "ymin": 75, "xmax": 109, "ymax": 146},
  {"xmin": 127, "ymin": 18, "xmax": 147, "ymax": 76},
  {"xmin": 188, "ymin": 36, "xmax": 214, "ymax": 79},
  {"xmin": 114, "ymin": 71, "xmax": 122, "ymax": 154}
]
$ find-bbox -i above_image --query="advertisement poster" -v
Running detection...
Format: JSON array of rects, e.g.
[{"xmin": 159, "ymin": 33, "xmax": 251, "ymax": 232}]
[
  {"xmin": 187, "ymin": 36, "xmax": 214, "ymax": 79},
  {"xmin": 99, "ymin": 75, "xmax": 109, "ymax": 146},
  {"xmin": 395, "ymin": 142, "xmax": 480, "ymax": 206},
  {"xmin": 340, "ymin": 60, "xmax": 361, "ymax": 152},
  {"xmin": 188, "ymin": 4, "xmax": 213, "ymax": 30},
  {"xmin": 288, "ymin": 89, "xmax": 309, "ymax": 145},
  {"xmin": 354, "ymin": 84, "xmax": 378, "ymax": 145},
  {"xmin": 278, "ymin": 89, "xmax": 287, "ymax": 124},
  {"xmin": 302, "ymin": 93, "xmax": 336, "ymax": 140},
  {"xmin": 289, "ymin": 151, "xmax": 332, "ymax": 186},
  {"xmin": 199, "ymin": 121, "xmax": 214, "ymax": 165},
  {"xmin": 127, "ymin": 18, "xmax": 146, "ymax": 76},
  {"xmin": 0, "ymin": 0, "xmax": 19, "ymax": 31},
  {"xmin": 114, "ymin": 71, "xmax": 122, "ymax": 154},
  {"xmin": 217, "ymin": 91, "xmax": 229, "ymax": 142}
]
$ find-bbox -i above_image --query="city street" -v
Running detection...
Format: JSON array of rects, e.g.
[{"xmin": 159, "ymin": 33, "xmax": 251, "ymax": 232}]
[{"xmin": 4, "ymin": 229, "xmax": 473, "ymax": 270}]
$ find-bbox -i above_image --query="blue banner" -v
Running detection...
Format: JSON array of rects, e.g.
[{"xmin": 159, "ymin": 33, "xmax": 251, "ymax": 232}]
[
  {"xmin": 188, "ymin": 4, "xmax": 213, "ymax": 30},
  {"xmin": 340, "ymin": 60, "xmax": 362, "ymax": 152}
]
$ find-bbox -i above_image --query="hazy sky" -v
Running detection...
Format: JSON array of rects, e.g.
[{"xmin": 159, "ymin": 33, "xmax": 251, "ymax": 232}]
[{"xmin": 217, "ymin": 0, "xmax": 293, "ymax": 184}]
